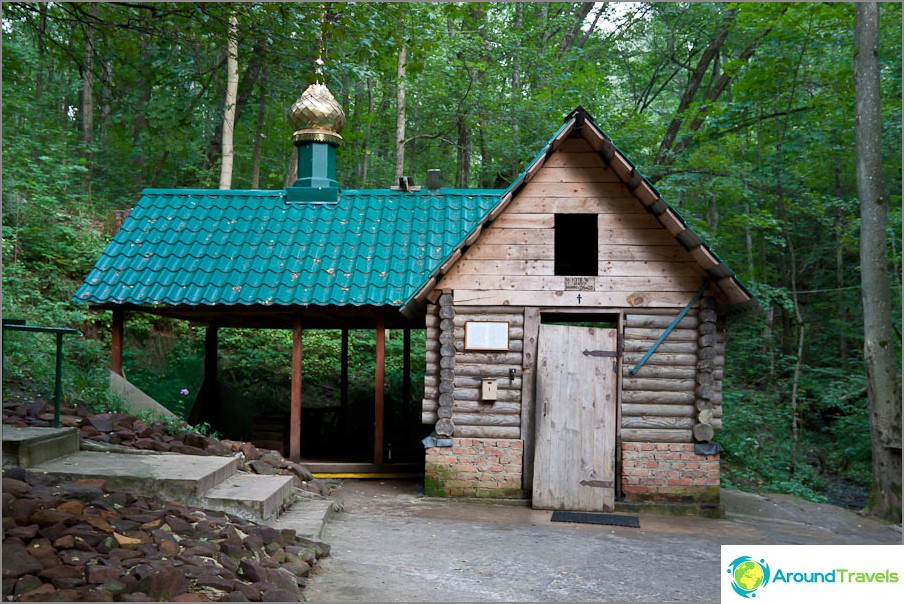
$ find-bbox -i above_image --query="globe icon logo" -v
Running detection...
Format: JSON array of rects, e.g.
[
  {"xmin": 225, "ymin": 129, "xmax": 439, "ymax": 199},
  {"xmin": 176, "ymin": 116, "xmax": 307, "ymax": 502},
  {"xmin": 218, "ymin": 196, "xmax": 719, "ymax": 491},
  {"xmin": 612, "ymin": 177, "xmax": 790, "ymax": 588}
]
[{"xmin": 726, "ymin": 556, "xmax": 770, "ymax": 598}]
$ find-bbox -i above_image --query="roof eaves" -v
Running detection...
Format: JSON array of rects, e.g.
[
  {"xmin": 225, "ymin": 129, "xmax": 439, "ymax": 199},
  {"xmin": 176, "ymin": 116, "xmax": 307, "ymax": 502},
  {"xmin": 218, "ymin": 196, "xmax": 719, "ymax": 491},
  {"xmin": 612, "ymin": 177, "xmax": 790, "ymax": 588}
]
[{"xmin": 580, "ymin": 114, "xmax": 761, "ymax": 316}]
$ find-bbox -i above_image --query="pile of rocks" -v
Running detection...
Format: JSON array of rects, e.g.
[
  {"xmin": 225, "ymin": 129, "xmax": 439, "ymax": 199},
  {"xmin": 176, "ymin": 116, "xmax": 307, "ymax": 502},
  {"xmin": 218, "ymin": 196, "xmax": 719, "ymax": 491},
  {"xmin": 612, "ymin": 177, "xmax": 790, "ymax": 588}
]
[
  {"xmin": 2, "ymin": 399, "xmax": 332, "ymax": 497},
  {"xmin": 2, "ymin": 468, "xmax": 330, "ymax": 602}
]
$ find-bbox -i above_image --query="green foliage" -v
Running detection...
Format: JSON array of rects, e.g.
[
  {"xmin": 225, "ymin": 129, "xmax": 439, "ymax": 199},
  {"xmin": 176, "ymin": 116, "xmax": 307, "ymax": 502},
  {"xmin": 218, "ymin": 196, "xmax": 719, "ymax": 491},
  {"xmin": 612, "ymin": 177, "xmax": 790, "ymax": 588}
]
[{"xmin": 2, "ymin": 2, "xmax": 901, "ymax": 502}]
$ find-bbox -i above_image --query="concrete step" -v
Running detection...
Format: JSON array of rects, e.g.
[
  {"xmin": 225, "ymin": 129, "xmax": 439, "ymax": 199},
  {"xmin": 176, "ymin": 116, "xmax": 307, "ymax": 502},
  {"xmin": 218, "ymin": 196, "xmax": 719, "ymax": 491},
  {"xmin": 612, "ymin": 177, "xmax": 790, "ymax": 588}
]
[
  {"xmin": 268, "ymin": 499, "xmax": 336, "ymax": 540},
  {"xmin": 201, "ymin": 472, "xmax": 295, "ymax": 522},
  {"xmin": 32, "ymin": 450, "xmax": 238, "ymax": 501},
  {"xmin": 2, "ymin": 426, "xmax": 80, "ymax": 468}
]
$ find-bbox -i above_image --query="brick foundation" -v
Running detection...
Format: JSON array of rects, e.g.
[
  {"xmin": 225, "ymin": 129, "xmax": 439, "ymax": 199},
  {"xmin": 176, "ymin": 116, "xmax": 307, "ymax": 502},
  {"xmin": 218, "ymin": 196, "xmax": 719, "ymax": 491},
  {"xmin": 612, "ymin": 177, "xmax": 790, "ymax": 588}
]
[
  {"xmin": 424, "ymin": 438, "xmax": 525, "ymax": 498},
  {"xmin": 621, "ymin": 442, "xmax": 720, "ymax": 504}
]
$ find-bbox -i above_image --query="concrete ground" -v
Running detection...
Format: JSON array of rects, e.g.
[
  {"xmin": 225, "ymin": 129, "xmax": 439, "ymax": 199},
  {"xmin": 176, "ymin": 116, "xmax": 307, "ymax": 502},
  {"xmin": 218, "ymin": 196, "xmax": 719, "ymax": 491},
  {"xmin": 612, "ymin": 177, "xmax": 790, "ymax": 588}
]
[{"xmin": 304, "ymin": 480, "xmax": 901, "ymax": 602}]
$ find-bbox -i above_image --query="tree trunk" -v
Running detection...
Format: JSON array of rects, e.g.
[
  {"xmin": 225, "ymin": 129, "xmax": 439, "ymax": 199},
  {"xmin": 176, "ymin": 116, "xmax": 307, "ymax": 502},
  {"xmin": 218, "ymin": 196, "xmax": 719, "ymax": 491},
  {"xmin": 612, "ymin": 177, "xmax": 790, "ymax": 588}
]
[
  {"xmin": 81, "ymin": 3, "xmax": 97, "ymax": 199},
  {"xmin": 456, "ymin": 114, "xmax": 471, "ymax": 188},
  {"xmin": 250, "ymin": 63, "xmax": 267, "ymax": 189},
  {"xmin": 855, "ymin": 2, "xmax": 902, "ymax": 522},
  {"xmin": 651, "ymin": 9, "xmax": 736, "ymax": 178},
  {"xmin": 219, "ymin": 14, "xmax": 239, "ymax": 190},
  {"xmin": 394, "ymin": 32, "xmax": 407, "ymax": 183}
]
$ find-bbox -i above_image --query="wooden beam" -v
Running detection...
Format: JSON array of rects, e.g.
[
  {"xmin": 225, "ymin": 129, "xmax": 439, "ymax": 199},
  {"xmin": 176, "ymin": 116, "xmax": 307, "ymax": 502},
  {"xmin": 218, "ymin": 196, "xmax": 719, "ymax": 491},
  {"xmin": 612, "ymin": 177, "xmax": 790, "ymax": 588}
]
[
  {"xmin": 374, "ymin": 314, "xmax": 386, "ymax": 464},
  {"xmin": 290, "ymin": 316, "xmax": 303, "ymax": 462},
  {"xmin": 203, "ymin": 324, "xmax": 219, "ymax": 424},
  {"xmin": 340, "ymin": 328, "xmax": 349, "ymax": 439},
  {"xmin": 110, "ymin": 308, "xmax": 124, "ymax": 376},
  {"xmin": 402, "ymin": 328, "xmax": 411, "ymax": 413}
]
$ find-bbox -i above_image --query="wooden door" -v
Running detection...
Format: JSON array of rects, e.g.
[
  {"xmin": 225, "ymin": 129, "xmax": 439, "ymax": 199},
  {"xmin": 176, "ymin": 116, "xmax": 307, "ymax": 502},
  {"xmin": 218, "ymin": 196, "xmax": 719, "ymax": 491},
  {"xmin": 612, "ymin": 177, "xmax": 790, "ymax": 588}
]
[{"xmin": 533, "ymin": 323, "xmax": 617, "ymax": 511}]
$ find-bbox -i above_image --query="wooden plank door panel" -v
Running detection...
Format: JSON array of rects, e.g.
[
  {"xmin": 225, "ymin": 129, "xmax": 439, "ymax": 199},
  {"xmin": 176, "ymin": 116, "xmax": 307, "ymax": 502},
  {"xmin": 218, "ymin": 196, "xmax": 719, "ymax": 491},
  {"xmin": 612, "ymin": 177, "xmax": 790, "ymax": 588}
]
[{"xmin": 533, "ymin": 324, "xmax": 617, "ymax": 511}]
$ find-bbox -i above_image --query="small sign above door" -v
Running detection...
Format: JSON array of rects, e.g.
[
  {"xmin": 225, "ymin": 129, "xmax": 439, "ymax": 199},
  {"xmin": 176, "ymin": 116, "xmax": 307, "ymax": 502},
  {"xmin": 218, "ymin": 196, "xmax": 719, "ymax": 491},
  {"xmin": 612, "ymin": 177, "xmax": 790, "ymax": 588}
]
[{"xmin": 464, "ymin": 321, "xmax": 509, "ymax": 351}]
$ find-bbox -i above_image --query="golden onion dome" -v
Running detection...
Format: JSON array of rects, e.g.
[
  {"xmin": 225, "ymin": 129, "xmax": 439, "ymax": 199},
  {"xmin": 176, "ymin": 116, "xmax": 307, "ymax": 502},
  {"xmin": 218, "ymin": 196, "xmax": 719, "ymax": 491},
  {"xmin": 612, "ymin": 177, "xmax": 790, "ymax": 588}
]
[{"xmin": 289, "ymin": 83, "xmax": 346, "ymax": 145}]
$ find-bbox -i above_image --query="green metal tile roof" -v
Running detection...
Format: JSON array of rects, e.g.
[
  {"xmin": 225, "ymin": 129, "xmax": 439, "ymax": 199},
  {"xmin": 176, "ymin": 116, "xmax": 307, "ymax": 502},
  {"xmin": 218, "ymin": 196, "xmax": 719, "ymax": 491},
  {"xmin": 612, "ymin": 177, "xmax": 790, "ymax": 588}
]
[{"xmin": 74, "ymin": 188, "xmax": 502, "ymax": 308}]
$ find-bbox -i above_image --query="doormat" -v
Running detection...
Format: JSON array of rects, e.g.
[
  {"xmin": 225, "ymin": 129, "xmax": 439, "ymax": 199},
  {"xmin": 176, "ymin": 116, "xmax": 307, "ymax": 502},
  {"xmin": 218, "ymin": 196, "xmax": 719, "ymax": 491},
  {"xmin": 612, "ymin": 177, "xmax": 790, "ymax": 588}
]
[{"xmin": 550, "ymin": 511, "xmax": 640, "ymax": 528}]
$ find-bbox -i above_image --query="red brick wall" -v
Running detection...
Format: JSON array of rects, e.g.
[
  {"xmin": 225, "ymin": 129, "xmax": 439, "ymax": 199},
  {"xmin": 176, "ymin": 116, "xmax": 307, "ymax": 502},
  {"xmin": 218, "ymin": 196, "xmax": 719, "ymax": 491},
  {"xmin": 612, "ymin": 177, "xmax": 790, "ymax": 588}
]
[
  {"xmin": 424, "ymin": 438, "xmax": 524, "ymax": 498},
  {"xmin": 621, "ymin": 442, "xmax": 720, "ymax": 503}
]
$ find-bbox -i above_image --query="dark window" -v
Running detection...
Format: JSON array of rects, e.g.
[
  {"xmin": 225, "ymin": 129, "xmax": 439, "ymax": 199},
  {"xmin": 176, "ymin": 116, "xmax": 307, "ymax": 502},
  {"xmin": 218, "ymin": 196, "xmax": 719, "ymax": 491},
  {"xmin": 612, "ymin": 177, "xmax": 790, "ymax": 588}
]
[{"xmin": 554, "ymin": 214, "xmax": 598, "ymax": 276}]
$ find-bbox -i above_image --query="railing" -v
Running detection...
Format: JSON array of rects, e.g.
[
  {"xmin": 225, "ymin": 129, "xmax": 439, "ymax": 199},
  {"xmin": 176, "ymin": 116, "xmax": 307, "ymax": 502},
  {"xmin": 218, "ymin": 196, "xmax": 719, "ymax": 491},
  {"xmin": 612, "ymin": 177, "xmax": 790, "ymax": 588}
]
[{"xmin": 2, "ymin": 319, "xmax": 81, "ymax": 428}]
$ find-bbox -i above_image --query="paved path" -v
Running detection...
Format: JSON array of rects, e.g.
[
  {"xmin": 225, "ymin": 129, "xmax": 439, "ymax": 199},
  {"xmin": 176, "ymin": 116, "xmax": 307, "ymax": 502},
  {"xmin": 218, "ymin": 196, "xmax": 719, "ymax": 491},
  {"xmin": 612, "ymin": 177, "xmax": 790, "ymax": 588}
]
[{"xmin": 305, "ymin": 480, "xmax": 900, "ymax": 602}]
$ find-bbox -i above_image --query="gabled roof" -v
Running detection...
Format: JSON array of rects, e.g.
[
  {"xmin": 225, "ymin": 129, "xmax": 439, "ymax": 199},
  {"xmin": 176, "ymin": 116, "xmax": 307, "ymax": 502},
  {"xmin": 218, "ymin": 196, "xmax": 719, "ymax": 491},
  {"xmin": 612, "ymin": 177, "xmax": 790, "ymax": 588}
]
[
  {"xmin": 74, "ymin": 189, "xmax": 502, "ymax": 310},
  {"xmin": 404, "ymin": 106, "xmax": 759, "ymax": 317},
  {"xmin": 75, "ymin": 106, "xmax": 758, "ymax": 320}
]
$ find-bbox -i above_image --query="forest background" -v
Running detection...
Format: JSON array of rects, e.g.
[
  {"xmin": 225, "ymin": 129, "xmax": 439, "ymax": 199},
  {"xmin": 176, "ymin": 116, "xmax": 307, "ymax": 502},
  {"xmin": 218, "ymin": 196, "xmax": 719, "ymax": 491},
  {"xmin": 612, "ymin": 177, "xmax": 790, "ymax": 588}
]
[{"xmin": 1, "ymin": 2, "xmax": 901, "ymax": 513}]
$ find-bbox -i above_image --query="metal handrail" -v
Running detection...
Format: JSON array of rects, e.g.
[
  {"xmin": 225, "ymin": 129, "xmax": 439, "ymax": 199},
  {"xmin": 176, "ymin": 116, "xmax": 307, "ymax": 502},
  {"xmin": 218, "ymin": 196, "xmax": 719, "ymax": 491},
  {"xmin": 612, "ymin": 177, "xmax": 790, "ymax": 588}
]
[{"xmin": 2, "ymin": 320, "xmax": 81, "ymax": 428}]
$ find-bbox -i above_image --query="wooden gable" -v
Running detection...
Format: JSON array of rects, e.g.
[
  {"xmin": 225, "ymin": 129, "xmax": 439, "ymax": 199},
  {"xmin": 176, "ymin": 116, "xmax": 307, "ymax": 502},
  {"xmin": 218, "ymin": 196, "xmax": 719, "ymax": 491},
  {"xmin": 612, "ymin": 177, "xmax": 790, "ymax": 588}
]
[{"xmin": 437, "ymin": 135, "xmax": 708, "ymax": 309}]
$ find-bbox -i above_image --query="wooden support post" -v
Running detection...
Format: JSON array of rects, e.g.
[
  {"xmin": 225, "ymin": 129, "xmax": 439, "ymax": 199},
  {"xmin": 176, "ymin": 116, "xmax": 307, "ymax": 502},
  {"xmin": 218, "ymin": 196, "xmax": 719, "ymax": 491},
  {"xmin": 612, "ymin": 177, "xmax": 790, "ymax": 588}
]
[
  {"xmin": 110, "ymin": 308, "xmax": 124, "ymax": 376},
  {"xmin": 402, "ymin": 328, "xmax": 411, "ymax": 410},
  {"xmin": 203, "ymin": 324, "xmax": 219, "ymax": 423},
  {"xmin": 340, "ymin": 328, "xmax": 349, "ymax": 438},
  {"xmin": 290, "ymin": 317, "xmax": 303, "ymax": 462},
  {"xmin": 374, "ymin": 315, "xmax": 385, "ymax": 464}
]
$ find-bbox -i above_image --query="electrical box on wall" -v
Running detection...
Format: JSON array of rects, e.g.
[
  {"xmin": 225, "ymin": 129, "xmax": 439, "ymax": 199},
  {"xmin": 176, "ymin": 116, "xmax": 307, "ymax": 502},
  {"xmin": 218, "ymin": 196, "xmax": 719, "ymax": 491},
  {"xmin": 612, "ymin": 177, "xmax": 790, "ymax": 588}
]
[{"xmin": 481, "ymin": 378, "xmax": 498, "ymax": 401}]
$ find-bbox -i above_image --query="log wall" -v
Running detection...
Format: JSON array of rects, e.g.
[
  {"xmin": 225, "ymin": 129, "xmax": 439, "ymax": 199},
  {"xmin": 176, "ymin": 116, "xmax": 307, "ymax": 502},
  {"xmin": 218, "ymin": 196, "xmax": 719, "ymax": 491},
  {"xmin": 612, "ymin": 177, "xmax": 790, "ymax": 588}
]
[
  {"xmin": 621, "ymin": 310, "xmax": 725, "ymax": 444},
  {"xmin": 449, "ymin": 305, "xmax": 525, "ymax": 439}
]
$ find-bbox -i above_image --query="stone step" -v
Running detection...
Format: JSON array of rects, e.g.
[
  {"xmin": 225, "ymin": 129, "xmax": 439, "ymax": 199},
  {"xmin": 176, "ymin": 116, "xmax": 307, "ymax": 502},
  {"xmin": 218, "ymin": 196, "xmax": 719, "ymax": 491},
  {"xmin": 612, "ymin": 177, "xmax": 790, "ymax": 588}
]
[
  {"xmin": 2, "ymin": 426, "xmax": 80, "ymax": 468},
  {"xmin": 201, "ymin": 472, "xmax": 296, "ymax": 522},
  {"xmin": 268, "ymin": 499, "xmax": 336, "ymax": 540},
  {"xmin": 32, "ymin": 450, "xmax": 238, "ymax": 501}
]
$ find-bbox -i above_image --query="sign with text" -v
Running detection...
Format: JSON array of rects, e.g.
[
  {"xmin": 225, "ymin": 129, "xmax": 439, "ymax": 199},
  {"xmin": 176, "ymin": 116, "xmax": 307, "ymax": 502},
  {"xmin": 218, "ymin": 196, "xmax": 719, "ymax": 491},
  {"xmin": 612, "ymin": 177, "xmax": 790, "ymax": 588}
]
[{"xmin": 464, "ymin": 321, "xmax": 509, "ymax": 351}]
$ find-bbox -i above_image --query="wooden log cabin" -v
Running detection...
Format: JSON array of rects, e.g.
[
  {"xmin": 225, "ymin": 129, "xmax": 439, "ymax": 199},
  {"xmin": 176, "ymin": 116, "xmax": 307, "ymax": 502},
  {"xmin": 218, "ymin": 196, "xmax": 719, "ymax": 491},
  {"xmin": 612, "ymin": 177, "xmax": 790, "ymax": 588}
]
[
  {"xmin": 74, "ymin": 80, "xmax": 757, "ymax": 514},
  {"xmin": 414, "ymin": 107, "xmax": 758, "ymax": 514}
]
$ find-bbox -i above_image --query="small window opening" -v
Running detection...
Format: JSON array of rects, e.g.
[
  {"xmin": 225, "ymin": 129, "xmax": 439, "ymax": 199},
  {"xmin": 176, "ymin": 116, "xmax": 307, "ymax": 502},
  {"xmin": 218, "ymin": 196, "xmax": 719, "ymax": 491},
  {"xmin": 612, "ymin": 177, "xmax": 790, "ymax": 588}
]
[{"xmin": 554, "ymin": 214, "xmax": 598, "ymax": 276}]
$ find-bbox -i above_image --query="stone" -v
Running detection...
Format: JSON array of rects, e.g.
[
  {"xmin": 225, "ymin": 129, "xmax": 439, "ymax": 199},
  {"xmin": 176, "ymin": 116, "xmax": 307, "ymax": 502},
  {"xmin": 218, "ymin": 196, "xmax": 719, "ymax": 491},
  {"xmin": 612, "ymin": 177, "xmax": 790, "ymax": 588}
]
[
  {"xmin": 15, "ymin": 583, "xmax": 56, "ymax": 601},
  {"xmin": 86, "ymin": 564, "xmax": 122, "ymax": 584},
  {"xmin": 238, "ymin": 559, "xmax": 266, "ymax": 584},
  {"xmin": 260, "ymin": 587, "xmax": 300, "ymax": 602},
  {"xmin": 285, "ymin": 462, "xmax": 313, "ymax": 483},
  {"xmin": 52, "ymin": 535, "xmax": 76, "ymax": 549},
  {"xmin": 99, "ymin": 580, "xmax": 127, "ymax": 596},
  {"xmin": 232, "ymin": 582, "xmax": 261, "ymax": 602},
  {"xmin": 247, "ymin": 460, "xmax": 277, "ymax": 475},
  {"xmin": 171, "ymin": 594, "xmax": 211, "ymax": 602},
  {"xmin": 133, "ymin": 438, "xmax": 171, "ymax": 452},
  {"xmin": 55, "ymin": 500, "xmax": 86, "ymax": 515},
  {"xmin": 6, "ymin": 524, "xmax": 40, "ymax": 540},
  {"xmin": 58, "ymin": 550, "xmax": 102, "ymax": 566},
  {"xmin": 222, "ymin": 591, "xmax": 251, "ymax": 602},
  {"xmin": 14, "ymin": 574, "xmax": 44, "ymax": 596},
  {"xmin": 26, "ymin": 539, "xmax": 63, "ymax": 570},
  {"xmin": 240, "ymin": 442, "xmax": 260, "ymax": 461},
  {"xmin": 197, "ymin": 575, "xmax": 235, "ymax": 591},
  {"xmin": 9, "ymin": 499, "xmax": 42, "ymax": 524},
  {"xmin": 182, "ymin": 433, "xmax": 207, "ymax": 449},
  {"xmin": 84, "ymin": 587, "xmax": 115, "ymax": 602},
  {"xmin": 170, "ymin": 443, "xmax": 207, "ymax": 456},
  {"xmin": 3, "ymin": 477, "xmax": 33, "ymax": 497},
  {"xmin": 4, "ymin": 466, "xmax": 28, "ymax": 482},
  {"xmin": 159, "ymin": 540, "xmax": 181, "ymax": 558},
  {"xmin": 38, "ymin": 522, "xmax": 69, "ymax": 544},
  {"xmin": 165, "ymin": 514, "xmax": 194, "ymax": 533},
  {"xmin": 30, "ymin": 508, "xmax": 77, "ymax": 528},
  {"xmin": 140, "ymin": 566, "xmax": 190, "ymax": 601},
  {"xmin": 280, "ymin": 561, "xmax": 311, "ymax": 578},
  {"xmin": 87, "ymin": 414, "xmax": 115, "ymax": 433},
  {"xmin": 38, "ymin": 566, "xmax": 84, "ymax": 582},
  {"xmin": 120, "ymin": 593, "xmax": 154, "ymax": 602}
]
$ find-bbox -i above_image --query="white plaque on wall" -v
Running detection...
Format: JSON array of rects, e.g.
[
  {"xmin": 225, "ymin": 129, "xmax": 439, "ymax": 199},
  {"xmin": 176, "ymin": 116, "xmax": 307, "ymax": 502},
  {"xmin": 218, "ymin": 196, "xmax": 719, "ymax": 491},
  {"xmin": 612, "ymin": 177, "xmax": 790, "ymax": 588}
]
[{"xmin": 463, "ymin": 321, "xmax": 509, "ymax": 351}]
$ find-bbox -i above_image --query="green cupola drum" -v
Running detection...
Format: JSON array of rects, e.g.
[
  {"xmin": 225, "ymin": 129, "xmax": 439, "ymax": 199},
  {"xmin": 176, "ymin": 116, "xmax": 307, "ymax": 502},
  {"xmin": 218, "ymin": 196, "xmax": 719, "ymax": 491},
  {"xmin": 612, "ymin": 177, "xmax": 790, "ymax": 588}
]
[{"xmin": 286, "ymin": 79, "xmax": 346, "ymax": 202}]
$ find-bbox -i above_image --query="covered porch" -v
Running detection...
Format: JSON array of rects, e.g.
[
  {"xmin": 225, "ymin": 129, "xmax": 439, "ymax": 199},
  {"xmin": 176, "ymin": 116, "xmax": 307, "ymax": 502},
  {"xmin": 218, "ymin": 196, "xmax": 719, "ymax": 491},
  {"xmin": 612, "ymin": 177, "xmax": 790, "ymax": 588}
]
[{"xmin": 104, "ymin": 302, "xmax": 425, "ymax": 473}]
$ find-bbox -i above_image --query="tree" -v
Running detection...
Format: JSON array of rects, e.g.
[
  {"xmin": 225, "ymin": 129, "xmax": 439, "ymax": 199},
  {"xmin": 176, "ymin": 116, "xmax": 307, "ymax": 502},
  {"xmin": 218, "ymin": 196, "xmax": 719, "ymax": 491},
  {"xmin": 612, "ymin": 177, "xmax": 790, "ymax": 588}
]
[
  {"xmin": 219, "ymin": 13, "xmax": 239, "ymax": 190},
  {"xmin": 855, "ymin": 2, "xmax": 902, "ymax": 522}
]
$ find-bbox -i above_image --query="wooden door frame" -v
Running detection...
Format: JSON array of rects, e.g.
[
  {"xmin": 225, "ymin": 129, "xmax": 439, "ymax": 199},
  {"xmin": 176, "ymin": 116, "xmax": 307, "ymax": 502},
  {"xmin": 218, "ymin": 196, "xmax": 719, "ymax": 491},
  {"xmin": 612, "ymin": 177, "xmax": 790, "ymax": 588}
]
[{"xmin": 526, "ymin": 309, "xmax": 624, "ymax": 500}]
